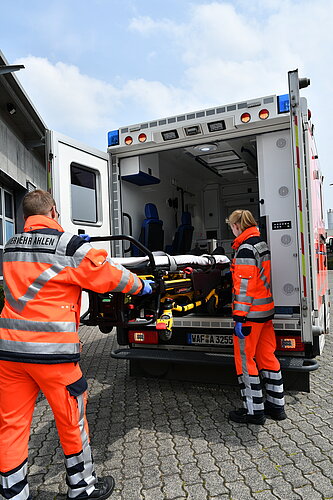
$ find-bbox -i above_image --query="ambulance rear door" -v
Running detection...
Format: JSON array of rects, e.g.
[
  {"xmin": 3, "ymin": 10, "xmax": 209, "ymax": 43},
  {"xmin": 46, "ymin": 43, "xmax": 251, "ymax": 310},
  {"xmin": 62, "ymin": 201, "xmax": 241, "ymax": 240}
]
[
  {"xmin": 288, "ymin": 69, "xmax": 313, "ymax": 342},
  {"xmin": 46, "ymin": 130, "xmax": 112, "ymax": 254}
]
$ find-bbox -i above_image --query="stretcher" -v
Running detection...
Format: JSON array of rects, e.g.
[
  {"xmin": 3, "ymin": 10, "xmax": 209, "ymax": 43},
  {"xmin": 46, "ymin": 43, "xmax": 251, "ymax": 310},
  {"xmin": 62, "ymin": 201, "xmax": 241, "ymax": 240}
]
[{"xmin": 81, "ymin": 235, "xmax": 232, "ymax": 337}]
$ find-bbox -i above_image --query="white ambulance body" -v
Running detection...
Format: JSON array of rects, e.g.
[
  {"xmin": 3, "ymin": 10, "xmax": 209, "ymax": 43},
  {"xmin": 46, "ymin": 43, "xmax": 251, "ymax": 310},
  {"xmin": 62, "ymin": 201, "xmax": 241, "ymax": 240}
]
[{"xmin": 47, "ymin": 70, "xmax": 329, "ymax": 391}]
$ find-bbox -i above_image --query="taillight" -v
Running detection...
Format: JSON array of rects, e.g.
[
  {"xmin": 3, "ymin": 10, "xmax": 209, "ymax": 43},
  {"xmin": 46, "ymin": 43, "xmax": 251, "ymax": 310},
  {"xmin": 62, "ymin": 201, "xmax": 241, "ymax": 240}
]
[
  {"xmin": 259, "ymin": 109, "xmax": 269, "ymax": 120},
  {"xmin": 128, "ymin": 330, "xmax": 158, "ymax": 344},
  {"xmin": 138, "ymin": 133, "xmax": 147, "ymax": 143},
  {"xmin": 125, "ymin": 136, "xmax": 133, "ymax": 145},
  {"xmin": 241, "ymin": 112, "xmax": 251, "ymax": 123},
  {"xmin": 276, "ymin": 336, "xmax": 304, "ymax": 351}
]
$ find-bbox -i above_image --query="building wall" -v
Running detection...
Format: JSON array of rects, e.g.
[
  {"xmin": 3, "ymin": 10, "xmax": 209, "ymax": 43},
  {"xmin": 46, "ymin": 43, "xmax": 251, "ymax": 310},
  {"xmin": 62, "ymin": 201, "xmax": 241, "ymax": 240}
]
[{"xmin": 0, "ymin": 115, "xmax": 46, "ymax": 191}]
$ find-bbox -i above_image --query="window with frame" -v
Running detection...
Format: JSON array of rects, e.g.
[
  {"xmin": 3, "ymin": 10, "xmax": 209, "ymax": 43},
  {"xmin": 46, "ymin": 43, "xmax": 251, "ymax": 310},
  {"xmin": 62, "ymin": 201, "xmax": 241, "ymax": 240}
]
[
  {"xmin": 70, "ymin": 163, "xmax": 98, "ymax": 223},
  {"xmin": 0, "ymin": 187, "xmax": 15, "ymax": 278}
]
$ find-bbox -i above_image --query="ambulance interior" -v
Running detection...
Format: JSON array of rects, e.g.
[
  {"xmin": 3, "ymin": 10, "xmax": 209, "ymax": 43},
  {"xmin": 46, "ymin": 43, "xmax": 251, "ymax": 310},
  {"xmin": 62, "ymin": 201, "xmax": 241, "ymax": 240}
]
[{"xmin": 120, "ymin": 134, "xmax": 260, "ymax": 260}]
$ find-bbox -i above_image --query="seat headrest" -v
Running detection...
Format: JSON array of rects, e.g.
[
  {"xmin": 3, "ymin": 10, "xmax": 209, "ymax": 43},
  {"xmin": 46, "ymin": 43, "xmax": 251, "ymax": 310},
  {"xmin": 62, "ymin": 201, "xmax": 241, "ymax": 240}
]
[
  {"xmin": 145, "ymin": 203, "xmax": 159, "ymax": 219},
  {"xmin": 181, "ymin": 211, "xmax": 192, "ymax": 225}
]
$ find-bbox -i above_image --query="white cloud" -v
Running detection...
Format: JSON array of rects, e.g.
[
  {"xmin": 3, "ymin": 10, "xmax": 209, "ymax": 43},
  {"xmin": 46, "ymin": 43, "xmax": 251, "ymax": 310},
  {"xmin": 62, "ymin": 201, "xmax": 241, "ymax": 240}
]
[{"xmin": 14, "ymin": 0, "xmax": 333, "ymax": 207}]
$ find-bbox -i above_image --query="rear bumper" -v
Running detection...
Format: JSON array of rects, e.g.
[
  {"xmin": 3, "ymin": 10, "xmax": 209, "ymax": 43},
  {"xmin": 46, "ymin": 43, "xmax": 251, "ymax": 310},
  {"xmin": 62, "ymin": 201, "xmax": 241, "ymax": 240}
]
[{"xmin": 111, "ymin": 347, "xmax": 319, "ymax": 372}]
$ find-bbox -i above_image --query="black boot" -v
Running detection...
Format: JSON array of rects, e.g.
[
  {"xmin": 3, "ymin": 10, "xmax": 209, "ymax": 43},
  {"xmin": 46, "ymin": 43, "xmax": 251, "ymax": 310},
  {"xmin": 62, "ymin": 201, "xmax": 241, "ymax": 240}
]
[
  {"xmin": 67, "ymin": 476, "xmax": 115, "ymax": 500},
  {"xmin": 264, "ymin": 403, "xmax": 287, "ymax": 421},
  {"xmin": 229, "ymin": 408, "xmax": 266, "ymax": 425}
]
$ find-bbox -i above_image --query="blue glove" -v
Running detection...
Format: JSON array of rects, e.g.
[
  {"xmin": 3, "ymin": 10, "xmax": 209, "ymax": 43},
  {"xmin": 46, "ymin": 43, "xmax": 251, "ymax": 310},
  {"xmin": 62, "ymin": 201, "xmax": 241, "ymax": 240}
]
[
  {"xmin": 234, "ymin": 322, "xmax": 245, "ymax": 339},
  {"xmin": 138, "ymin": 279, "xmax": 154, "ymax": 296},
  {"xmin": 80, "ymin": 234, "xmax": 91, "ymax": 242}
]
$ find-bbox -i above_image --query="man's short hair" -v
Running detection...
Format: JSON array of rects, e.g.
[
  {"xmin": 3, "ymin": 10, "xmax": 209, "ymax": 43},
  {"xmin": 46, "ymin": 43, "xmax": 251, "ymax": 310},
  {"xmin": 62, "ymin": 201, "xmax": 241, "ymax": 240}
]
[{"xmin": 23, "ymin": 189, "xmax": 56, "ymax": 218}]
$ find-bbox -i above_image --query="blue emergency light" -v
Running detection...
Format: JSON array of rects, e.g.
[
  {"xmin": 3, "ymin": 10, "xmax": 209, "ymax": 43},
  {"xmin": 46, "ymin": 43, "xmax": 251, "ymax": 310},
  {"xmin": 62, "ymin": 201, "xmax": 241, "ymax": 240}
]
[
  {"xmin": 277, "ymin": 94, "xmax": 290, "ymax": 114},
  {"xmin": 108, "ymin": 130, "xmax": 120, "ymax": 146}
]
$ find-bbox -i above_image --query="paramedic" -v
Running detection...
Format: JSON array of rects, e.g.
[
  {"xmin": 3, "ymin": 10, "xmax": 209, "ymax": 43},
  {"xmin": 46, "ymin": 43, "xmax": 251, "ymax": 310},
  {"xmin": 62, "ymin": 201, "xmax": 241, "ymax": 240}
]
[
  {"xmin": 227, "ymin": 209, "xmax": 287, "ymax": 425},
  {"xmin": 0, "ymin": 189, "xmax": 153, "ymax": 500}
]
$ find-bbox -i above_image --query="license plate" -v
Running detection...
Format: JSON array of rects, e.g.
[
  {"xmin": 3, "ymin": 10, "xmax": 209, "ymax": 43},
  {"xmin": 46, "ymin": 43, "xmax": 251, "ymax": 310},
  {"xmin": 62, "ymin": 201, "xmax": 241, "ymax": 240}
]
[{"xmin": 187, "ymin": 333, "xmax": 233, "ymax": 346}]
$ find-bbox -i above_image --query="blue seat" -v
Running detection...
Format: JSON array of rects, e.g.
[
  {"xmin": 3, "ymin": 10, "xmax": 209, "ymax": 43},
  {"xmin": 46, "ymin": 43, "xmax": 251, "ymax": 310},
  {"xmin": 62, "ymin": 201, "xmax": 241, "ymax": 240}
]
[
  {"xmin": 133, "ymin": 203, "xmax": 164, "ymax": 256},
  {"xmin": 166, "ymin": 211, "xmax": 194, "ymax": 255}
]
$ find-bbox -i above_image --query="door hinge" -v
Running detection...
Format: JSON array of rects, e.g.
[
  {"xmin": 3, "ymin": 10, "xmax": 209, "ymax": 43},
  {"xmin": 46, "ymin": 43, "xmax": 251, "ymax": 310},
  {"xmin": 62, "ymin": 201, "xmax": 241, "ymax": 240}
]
[{"xmin": 301, "ymin": 297, "xmax": 308, "ymax": 316}]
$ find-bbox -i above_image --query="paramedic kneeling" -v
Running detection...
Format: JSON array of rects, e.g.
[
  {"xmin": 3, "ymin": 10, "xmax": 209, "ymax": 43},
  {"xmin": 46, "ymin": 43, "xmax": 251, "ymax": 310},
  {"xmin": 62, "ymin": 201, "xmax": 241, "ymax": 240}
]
[
  {"xmin": 227, "ymin": 209, "xmax": 287, "ymax": 425},
  {"xmin": 0, "ymin": 189, "xmax": 153, "ymax": 500}
]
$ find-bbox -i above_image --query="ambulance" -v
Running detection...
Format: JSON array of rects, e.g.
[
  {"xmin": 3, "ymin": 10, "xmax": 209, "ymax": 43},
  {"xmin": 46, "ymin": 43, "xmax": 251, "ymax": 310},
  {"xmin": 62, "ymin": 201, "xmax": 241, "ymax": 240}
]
[{"xmin": 47, "ymin": 69, "xmax": 329, "ymax": 391}]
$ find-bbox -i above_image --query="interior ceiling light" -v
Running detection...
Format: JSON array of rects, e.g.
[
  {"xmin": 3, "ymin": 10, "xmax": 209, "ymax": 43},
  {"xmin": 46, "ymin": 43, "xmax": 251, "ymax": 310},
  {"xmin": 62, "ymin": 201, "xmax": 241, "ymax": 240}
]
[{"xmin": 194, "ymin": 143, "xmax": 218, "ymax": 153}]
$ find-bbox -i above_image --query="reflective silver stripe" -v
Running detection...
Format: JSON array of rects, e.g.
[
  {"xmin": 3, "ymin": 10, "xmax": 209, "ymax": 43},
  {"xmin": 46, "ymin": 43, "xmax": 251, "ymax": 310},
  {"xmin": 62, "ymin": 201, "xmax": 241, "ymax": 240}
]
[
  {"xmin": 128, "ymin": 274, "xmax": 143, "ymax": 294},
  {"xmin": 8, "ymin": 483, "xmax": 30, "ymax": 500},
  {"xmin": 5, "ymin": 263, "xmax": 65, "ymax": 313},
  {"xmin": 247, "ymin": 308, "xmax": 275, "ymax": 319},
  {"xmin": 252, "ymin": 297, "xmax": 274, "ymax": 305},
  {"xmin": 234, "ymin": 258, "xmax": 256, "ymax": 266},
  {"xmin": 267, "ymin": 394, "xmax": 285, "ymax": 406},
  {"xmin": 72, "ymin": 241, "xmax": 94, "ymax": 266},
  {"xmin": 234, "ymin": 303, "xmax": 251, "ymax": 312},
  {"xmin": 253, "ymin": 402, "xmax": 265, "ymax": 411},
  {"xmin": 238, "ymin": 243, "xmax": 256, "ymax": 253},
  {"xmin": 3, "ymin": 251, "xmax": 76, "ymax": 265},
  {"xmin": 57, "ymin": 232, "xmax": 77, "ymax": 255},
  {"xmin": 235, "ymin": 294, "xmax": 253, "ymax": 303},
  {"xmin": 249, "ymin": 375, "xmax": 261, "ymax": 385},
  {"xmin": 239, "ymin": 278, "xmax": 251, "ymax": 296},
  {"xmin": 0, "ymin": 461, "xmax": 27, "ymax": 489},
  {"xmin": 0, "ymin": 339, "xmax": 80, "ymax": 354},
  {"xmin": 266, "ymin": 383, "xmax": 284, "ymax": 393},
  {"xmin": 259, "ymin": 271, "xmax": 271, "ymax": 291},
  {"xmin": 106, "ymin": 257, "xmax": 139, "ymax": 293},
  {"xmin": 241, "ymin": 388, "xmax": 262, "ymax": 398},
  {"xmin": 66, "ymin": 393, "xmax": 96, "ymax": 497},
  {"xmin": 0, "ymin": 318, "xmax": 77, "ymax": 332},
  {"xmin": 239, "ymin": 339, "xmax": 254, "ymax": 415},
  {"xmin": 254, "ymin": 241, "xmax": 269, "ymax": 253},
  {"xmin": 261, "ymin": 370, "xmax": 283, "ymax": 380}
]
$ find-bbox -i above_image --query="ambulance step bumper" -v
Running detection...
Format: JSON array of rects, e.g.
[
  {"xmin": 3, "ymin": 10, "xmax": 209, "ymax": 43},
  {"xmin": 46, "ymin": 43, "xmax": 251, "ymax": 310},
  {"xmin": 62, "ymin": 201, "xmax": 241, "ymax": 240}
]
[{"xmin": 111, "ymin": 348, "xmax": 319, "ymax": 372}]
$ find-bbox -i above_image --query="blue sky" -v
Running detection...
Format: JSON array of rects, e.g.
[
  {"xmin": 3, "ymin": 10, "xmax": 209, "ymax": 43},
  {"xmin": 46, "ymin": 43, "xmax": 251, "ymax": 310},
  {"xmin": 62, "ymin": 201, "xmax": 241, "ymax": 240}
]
[{"xmin": 1, "ymin": 0, "xmax": 333, "ymax": 210}]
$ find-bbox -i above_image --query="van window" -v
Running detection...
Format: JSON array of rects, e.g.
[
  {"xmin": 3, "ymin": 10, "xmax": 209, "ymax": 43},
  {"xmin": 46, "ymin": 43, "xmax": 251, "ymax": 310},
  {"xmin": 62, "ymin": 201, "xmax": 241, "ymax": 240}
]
[
  {"xmin": 70, "ymin": 163, "xmax": 98, "ymax": 223},
  {"xmin": 0, "ymin": 187, "xmax": 15, "ymax": 280}
]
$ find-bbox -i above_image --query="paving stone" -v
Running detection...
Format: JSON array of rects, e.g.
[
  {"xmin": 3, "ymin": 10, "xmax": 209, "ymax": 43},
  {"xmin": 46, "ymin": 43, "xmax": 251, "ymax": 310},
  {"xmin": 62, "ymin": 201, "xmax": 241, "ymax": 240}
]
[{"xmin": 24, "ymin": 273, "xmax": 333, "ymax": 499}]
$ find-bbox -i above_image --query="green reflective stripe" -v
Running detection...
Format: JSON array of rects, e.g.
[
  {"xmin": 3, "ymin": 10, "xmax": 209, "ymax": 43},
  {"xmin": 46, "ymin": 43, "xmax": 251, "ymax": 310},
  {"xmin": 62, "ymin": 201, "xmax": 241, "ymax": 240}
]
[
  {"xmin": 234, "ymin": 258, "xmax": 256, "ymax": 266},
  {"xmin": 252, "ymin": 297, "xmax": 274, "ymax": 305},
  {"xmin": 234, "ymin": 303, "xmax": 251, "ymax": 312},
  {"xmin": 0, "ymin": 318, "xmax": 77, "ymax": 332},
  {"xmin": 0, "ymin": 339, "xmax": 80, "ymax": 354},
  {"xmin": 247, "ymin": 308, "xmax": 275, "ymax": 318}
]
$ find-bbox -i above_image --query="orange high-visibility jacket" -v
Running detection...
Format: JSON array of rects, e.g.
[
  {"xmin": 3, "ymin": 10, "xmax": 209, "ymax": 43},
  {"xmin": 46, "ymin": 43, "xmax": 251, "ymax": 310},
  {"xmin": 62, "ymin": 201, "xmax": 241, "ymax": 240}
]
[
  {"xmin": 231, "ymin": 226, "xmax": 275, "ymax": 323},
  {"xmin": 0, "ymin": 216, "xmax": 143, "ymax": 364}
]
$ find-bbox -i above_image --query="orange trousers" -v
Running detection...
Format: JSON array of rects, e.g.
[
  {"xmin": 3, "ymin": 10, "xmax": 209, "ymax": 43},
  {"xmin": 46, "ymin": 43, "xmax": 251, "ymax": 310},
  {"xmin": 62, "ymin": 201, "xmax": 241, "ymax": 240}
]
[
  {"xmin": 0, "ymin": 361, "xmax": 96, "ymax": 500},
  {"xmin": 233, "ymin": 321, "xmax": 284, "ymax": 414}
]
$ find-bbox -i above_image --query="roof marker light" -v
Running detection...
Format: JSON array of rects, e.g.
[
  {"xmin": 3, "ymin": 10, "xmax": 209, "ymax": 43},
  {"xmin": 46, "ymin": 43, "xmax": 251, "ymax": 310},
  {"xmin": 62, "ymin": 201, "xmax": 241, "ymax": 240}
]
[
  {"xmin": 125, "ymin": 136, "xmax": 133, "ymax": 145},
  {"xmin": 138, "ymin": 133, "xmax": 147, "ymax": 143},
  {"xmin": 241, "ymin": 113, "xmax": 251, "ymax": 123},
  {"xmin": 108, "ymin": 130, "xmax": 119, "ymax": 147},
  {"xmin": 259, "ymin": 109, "xmax": 269, "ymax": 120}
]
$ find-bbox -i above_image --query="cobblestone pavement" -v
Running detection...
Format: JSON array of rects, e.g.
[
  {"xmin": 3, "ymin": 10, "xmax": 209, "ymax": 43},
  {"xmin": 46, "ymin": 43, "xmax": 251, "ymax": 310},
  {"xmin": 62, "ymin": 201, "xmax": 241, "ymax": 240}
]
[{"xmin": 29, "ymin": 274, "xmax": 333, "ymax": 500}]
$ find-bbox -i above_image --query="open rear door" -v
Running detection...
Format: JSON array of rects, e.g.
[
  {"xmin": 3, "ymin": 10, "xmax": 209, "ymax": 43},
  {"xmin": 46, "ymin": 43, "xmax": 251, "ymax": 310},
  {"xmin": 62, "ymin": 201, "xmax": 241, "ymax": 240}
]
[
  {"xmin": 46, "ymin": 131, "xmax": 111, "ymax": 254},
  {"xmin": 288, "ymin": 69, "xmax": 312, "ymax": 342}
]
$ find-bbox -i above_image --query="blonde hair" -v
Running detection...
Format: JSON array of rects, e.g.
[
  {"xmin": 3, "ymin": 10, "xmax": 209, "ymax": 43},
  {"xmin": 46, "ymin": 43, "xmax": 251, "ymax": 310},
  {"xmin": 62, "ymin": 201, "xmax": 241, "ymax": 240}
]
[
  {"xmin": 23, "ymin": 189, "xmax": 56, "ymax": 218},
  {"xmin": 227, "ymin": 209, "xmax": 257, "ymax": 232}
]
